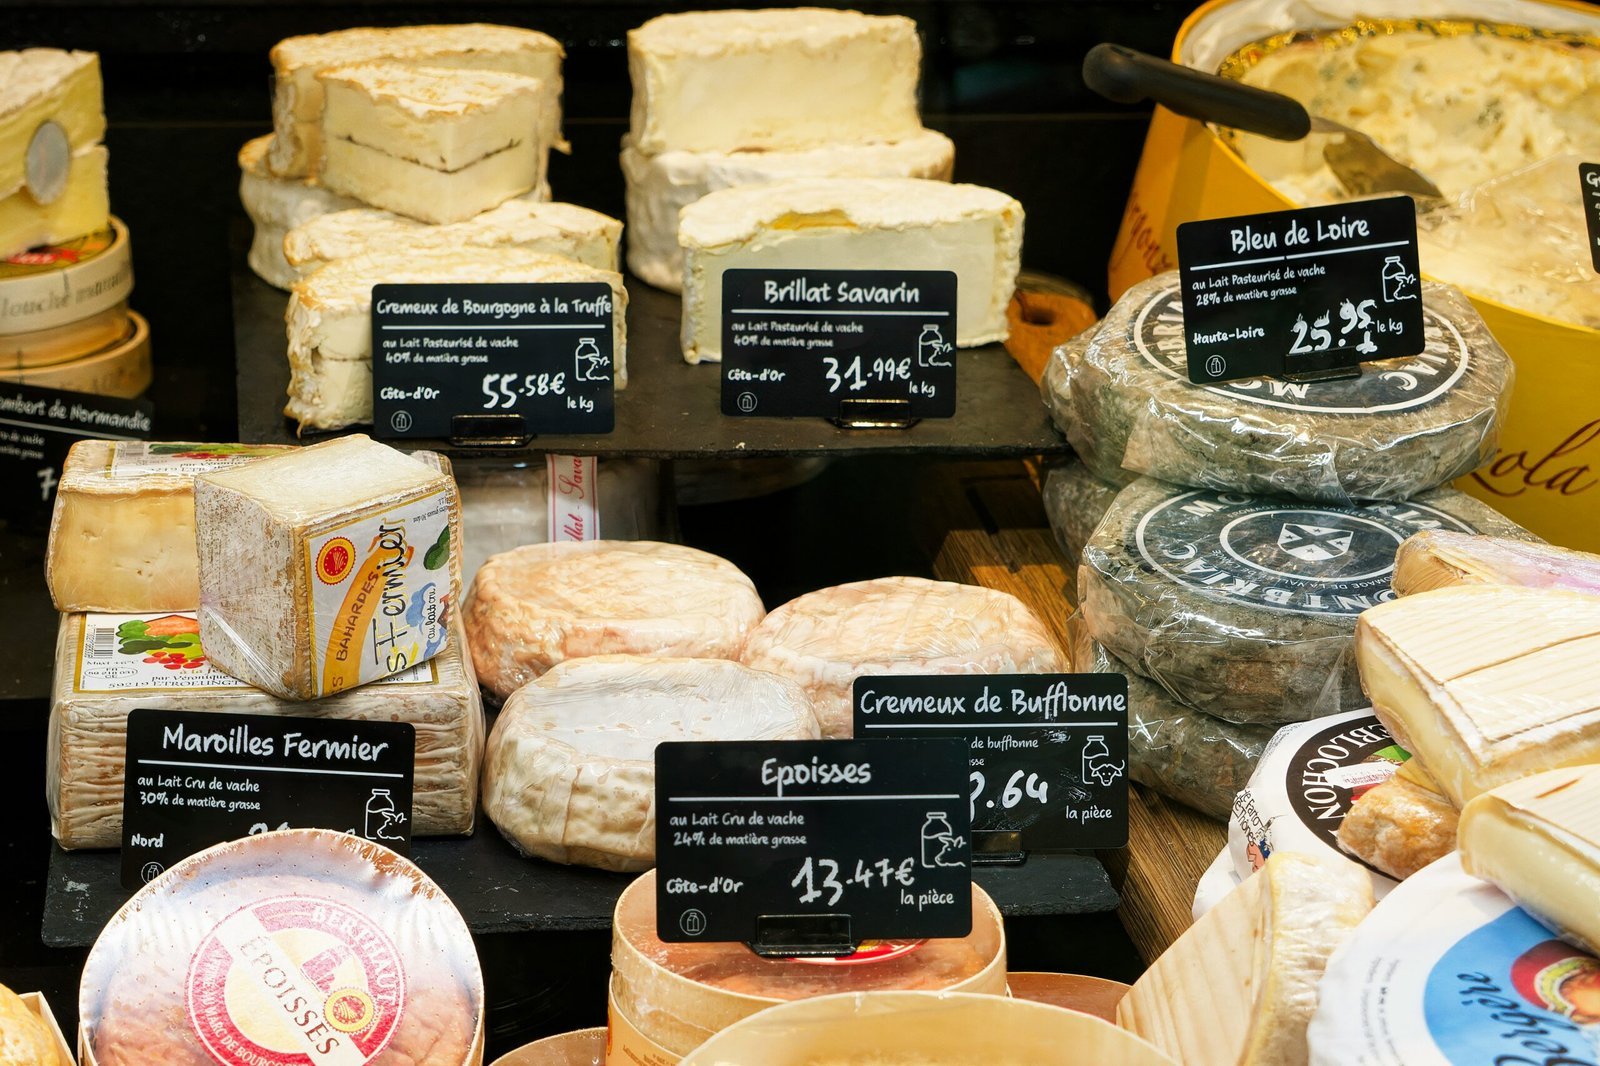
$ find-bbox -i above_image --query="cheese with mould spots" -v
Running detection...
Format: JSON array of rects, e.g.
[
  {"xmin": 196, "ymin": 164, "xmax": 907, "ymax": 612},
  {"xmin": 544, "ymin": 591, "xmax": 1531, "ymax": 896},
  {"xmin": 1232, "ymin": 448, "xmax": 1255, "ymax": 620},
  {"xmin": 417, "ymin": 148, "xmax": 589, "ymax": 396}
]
[
  {"xmin": 1335, "ymin": 757, "xmax": 1459, "ymax": 882},
  {"xmin": 678, "ymin": 178, "xmax": 1023, "ymax": 362},
  {"xmin": 1356, "ymin": 584, "xmax": 1600, "ymax": 806},
  {"xmin": 627, "ymin": 9, "xmax": 921, "ymax": 155}
]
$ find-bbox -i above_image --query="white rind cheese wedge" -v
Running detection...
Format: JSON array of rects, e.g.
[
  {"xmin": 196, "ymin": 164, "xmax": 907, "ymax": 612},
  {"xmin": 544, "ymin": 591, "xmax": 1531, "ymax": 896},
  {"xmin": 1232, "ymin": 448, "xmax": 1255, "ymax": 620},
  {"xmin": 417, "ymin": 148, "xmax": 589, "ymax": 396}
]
[
  {"xmin": 1355, "ymin": 585, "xmax": 1600, "ymax": 807},
  {"xmin": 268, "ymin": 23, "xmax": 564, "ymax": 178},
  {"xmin": 481, "ymin": 656, "xmax": 820, "ymax": 871},
  {"xmin": 0, "ymin": 144, "xmax": 107, "ymax": 258},
  {"xmin": 1118, "ymin": 850, "xmax": 1374, "ymax": 1066},
  {"xmin": 1393, "ymin": 531, "xmax": 1600, "ymax": 597},
  {"xmin": 284, "ymin": 198, "xmax": 619, "ymax": 280},
  {"xmin": 285, "ymin": 247, "xmax": 627, "ymax": 432},
  {"xmin": 318, "ymin": 63, "xmax": 552, "ymax": 224},
  {"xmin": 194, "ymin": 434, "xmax": 463, "ymax": 700},
  {"xmin": 1460, "ymin": 764, "xmax": 1600, "ymax": 957},
  {"xmin": 621, "ymin": 130, "xmax": 954, "ymax": 293},
  {"xmin": 0, "ymin": 50, "xmax": 104, "ymax": 198},
  {"xmin": 238, "ymin": 134, "xmax": 362, "ymax": 289},
  {"xmin": 679, "ymin": 177, "xmax": 1023, "ymax": 363},
  {"xmin": 46, "ymin": 440, "xmax": 295, "ymax": 612},
  {"xmin": 627, "ymin": 8, "xmax": 921, "ymax": 155},
  {"xmin": 49, "ymin": 611, "xmax": 483, "ymax": 847}
]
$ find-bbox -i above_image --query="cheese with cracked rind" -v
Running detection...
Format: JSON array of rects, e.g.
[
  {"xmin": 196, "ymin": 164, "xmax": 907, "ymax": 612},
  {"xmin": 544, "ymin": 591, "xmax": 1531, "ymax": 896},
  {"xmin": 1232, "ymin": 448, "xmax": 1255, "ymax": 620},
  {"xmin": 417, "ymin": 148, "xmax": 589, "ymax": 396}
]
[
  {"xmin": 627, "ymin": 8, "xmax": 920, "ymax": 155},
  {"xmin": 268, "ymin": 23, "xmax": 563, "ymax": 178},
  {"xmin": 464, "ymin": 540, "xmax": 764, "ymax": 701},
  {"xmin": 1119, "ymin": 850, "xmax": 1373, "ymax": 1066},
  {"xmin": 285, "ymin": 247, "xmax": 627, "ymax": 432},
  {"xmin": 194, "ymin": 434, "xmax": 463, "ymax": 700},
  {"xmin": 1393, "ymin": 530, "xmax": 1600, "ymax": 597},
  {"xmin": 1356, "ymin": 584, "xmax": 1600, "ymax": 806},
  {"xmin": 481, "ymin": 656, "xmax": 819, "ymax": 871},
  {"xmin": 49, "ymin": 611, "xmax": 483, "ymax": 847},
  {"xmin": 679, "ymin": 178, "xmax": 1023, "ymax": 362},
  {"xmin": 621, "ymin": 130, "xmax": 953, "ymax": 293},
  {"xmin": 283, "ymin": 198, "xmax": 618, "ymax": 280},
  {"xmin": 740, "ymin": 577, "xmax": 1062, "ymax": 739}
]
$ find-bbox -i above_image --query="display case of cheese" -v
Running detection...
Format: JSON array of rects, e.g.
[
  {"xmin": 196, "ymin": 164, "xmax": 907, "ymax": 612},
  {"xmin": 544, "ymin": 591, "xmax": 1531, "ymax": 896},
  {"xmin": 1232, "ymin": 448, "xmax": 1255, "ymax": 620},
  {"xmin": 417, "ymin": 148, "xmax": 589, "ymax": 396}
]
[
  {"xmin": 608, "ymin": 871, "xmax": 1006, "ymax": 1062},
  {"xmin": 1103, "ymin": 0, "xmax": 1600, "ymax": 549}
]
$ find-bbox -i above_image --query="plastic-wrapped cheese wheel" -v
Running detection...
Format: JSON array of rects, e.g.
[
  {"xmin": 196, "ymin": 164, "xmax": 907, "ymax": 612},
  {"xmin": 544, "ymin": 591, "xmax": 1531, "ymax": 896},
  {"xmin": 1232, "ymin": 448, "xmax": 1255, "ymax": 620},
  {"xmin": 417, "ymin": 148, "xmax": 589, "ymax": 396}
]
[
  {"xmin": 739, "ymin": 577, "xmax": 1064, "ymax": 738},
  {"xmin": 1043, "ymin": 272, "xmax": 1513, "ymax": 503},
  {"xmin": 463, "ymin": 541, "xmax": 765, "ymax": 700},
  {"xmin": 1041, "ymin": 455, "xmax": 1124, "ymax": 570},
  {"xmin": 1079, "ymin": 478, "xmax": 1530, "ymax": 725},
  {"xmin": 80, "ymin": 829, "xmax": 482, "ymax": 1066},
  {"xmin": 481, "ymin": 656, "xmax": 820, "ymax": 871}
]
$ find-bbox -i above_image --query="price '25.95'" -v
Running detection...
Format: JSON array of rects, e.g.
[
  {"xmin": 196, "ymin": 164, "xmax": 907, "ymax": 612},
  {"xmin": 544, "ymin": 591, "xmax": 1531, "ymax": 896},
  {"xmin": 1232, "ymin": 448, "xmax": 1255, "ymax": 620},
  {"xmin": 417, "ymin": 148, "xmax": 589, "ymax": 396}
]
[{"xmin": 481, "ymin": 371, "xmax": 567, "ymax": 409}]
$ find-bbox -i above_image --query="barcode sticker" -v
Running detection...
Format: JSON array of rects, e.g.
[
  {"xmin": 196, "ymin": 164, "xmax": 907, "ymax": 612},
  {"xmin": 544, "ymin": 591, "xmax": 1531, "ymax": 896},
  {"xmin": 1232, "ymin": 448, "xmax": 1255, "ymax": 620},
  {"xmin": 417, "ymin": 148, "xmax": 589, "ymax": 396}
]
[{"xmin": 88, "ymin": 625, "xmax": 115, "ymax": 659}]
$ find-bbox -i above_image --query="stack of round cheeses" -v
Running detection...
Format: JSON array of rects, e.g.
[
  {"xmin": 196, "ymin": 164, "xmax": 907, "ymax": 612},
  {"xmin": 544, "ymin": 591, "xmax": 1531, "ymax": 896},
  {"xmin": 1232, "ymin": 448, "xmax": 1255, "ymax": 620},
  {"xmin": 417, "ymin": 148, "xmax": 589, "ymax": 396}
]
[
  {"xmin": 0, "ymin": 218, "xmax": 147, "ymax": 397},
  {"xmin": 1043, "ymin": 271, "xmax": 1528, "ymax": 819}
]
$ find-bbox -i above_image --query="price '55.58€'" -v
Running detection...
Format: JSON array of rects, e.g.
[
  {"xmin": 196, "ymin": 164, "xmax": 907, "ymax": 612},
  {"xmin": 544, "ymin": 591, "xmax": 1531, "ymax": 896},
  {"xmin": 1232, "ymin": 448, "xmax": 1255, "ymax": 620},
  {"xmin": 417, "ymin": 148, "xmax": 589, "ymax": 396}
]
[{"xmin": 480, "ymin": 371, "xmax": 567, "ymax": 409}]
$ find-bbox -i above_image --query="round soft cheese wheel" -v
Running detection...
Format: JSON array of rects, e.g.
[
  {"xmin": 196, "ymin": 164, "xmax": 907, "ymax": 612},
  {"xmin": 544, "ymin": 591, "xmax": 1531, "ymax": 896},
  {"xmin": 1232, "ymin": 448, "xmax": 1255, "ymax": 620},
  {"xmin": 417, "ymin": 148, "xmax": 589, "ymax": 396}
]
[
  {"xmin": 1042, "ymin": 455, "xmax": 1122, "ymax": 570},
  {"xmin": 80, "ymin": 829, "xmax": 482, "ymax": 1066},
  {"xmin": 482, "ymin": 656, "xmax": 820, "ymax": 871},
  {"xmin": 463, "ymin": 541, "xmax": 765, "ymax": 700},
  {"xmin": 1045, "ymin": 272, "xmax": 1513, "ymax": 503},
  {"xmin": 0, "ymin": 982, "xmax": 59, "ymax": 1066},
  {"xmin": 1070, "ymin": 615, "xmax": 1272, "ymax": 821},
  {"xmin": 739, "ymin": 576, "xmax": 1064, "ymax": 738},
  {"xmin": 1080, "ymin": 477, "xmax": 1531, "ymax": 726}
]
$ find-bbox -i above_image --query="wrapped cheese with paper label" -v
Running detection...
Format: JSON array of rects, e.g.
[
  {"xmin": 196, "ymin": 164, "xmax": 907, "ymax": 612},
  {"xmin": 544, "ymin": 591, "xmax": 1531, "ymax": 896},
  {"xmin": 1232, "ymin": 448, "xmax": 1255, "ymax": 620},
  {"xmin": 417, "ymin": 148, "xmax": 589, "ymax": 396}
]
[{"xmin": 1394, "ymin": 530, "xmax": 1600, "ymax": 596}]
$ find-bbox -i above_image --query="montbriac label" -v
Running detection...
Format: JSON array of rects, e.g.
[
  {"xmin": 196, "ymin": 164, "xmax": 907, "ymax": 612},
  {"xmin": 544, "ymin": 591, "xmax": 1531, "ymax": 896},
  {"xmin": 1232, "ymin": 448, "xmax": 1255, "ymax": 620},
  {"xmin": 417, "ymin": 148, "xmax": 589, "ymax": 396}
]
[
  {"xmin": 1583, "ymin": 163, "xmax": 1600, "ymax": 274},
  {"xmin": 0, "ymin": 382, "xmax": 152, "ymax": 515},
  {"xmin": 1132, "ymin": 490, "xmax": 1480, "ymax": 617},
  {"xmin": 371, "ymin": 282, "xmax": 615, "ymax": 439},
  {"xmin": 120, "ymin": 708, "xmax": 415, "ymax": 888},
  {"xmin": 1175, "ymin": 196, "xmax": 1425, "ymax": 382},
  {"xmin": 852, "ymin": 675, "xmax": 1128, "ymax": 851},
  {"xmin": 655, "ymin": 739, "xmax": 972, "ymax": 948},
  {"xmin": 1132, "ymin": 283, "xmax": 1470, "ymax": 414},
  {"xmin": 721, "ymin": 269, "xmax": 957, "ymax": 418}
]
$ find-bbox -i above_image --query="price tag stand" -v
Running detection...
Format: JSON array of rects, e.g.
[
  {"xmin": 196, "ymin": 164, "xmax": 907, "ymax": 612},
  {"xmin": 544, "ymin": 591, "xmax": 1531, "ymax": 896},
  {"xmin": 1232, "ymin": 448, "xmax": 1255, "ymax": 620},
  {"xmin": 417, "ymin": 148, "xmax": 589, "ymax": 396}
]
[
  {"xmin": 830, "ymin": 397, "xmax": 918, "ymax": 431},
  {"xmin": 448, "ymin": 412, "xmax": 533, "ymax": 448}
]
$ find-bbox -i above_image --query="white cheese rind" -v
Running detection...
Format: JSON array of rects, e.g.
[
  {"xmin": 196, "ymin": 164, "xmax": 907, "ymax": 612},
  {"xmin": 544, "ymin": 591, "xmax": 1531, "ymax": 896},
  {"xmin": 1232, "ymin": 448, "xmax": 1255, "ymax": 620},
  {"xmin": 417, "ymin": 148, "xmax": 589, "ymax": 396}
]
[
  {"xmin": 627, "ymin": 8, "xmax": 921, "ymax": 155},
  {"xmin": 482, "ymin": 656, "xmax": 820, "ymax": 871},
  {"xmin": 740, "ymin": 576, "xmax": 1063, "ymax": 739},
  {"xmin": 49, "ymin": 612, "xmax": 483, "ymax": 847},
  {"xmin": 1355, "ymin": 584, "xmax": 1600, "ymax": 806},
  {"xmin": 283, "ymin": 197, "xmax": 618, "ymax": 280},
  {"xmin": 679, "ymin": 177, "xmax": 1023, "ymax": 362},
  {"xmin": 194, "ymin": 434, "xmax": 463, "ymax": 700},
  {"xmin": 237, "ymin": 134, "xmax": 362, "ymax": 289},
  {"xmin": 284, "ymin": 247, "xmax": 627, "ymax": 432},
  {"xmin": 463, "ymin": 540, "xmax": 766, "ymax": 701},
  {"xmin": 268, "ymin": 23, "xmax": 564, "ymax": 178},
  {"xmin": 621, "ymin": 130, "xmax": 954, "ymax": 293}
]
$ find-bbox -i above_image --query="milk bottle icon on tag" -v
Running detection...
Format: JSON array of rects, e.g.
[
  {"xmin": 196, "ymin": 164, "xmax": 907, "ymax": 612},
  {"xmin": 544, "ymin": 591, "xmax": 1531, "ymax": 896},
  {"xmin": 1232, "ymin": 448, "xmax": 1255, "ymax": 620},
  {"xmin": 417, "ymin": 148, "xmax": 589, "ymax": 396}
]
[
  {"xmin": 920, "ymin": 811, "xmax": 965, "ymax": 868},
  {"xmin": 1381, "ymin": 256, "xmax": 1418, "ymax": 302},
  {"xmin": 917, "ymin": 324, "xmax": 953, "ymax": 368},
  {"xmin": 574, "ymin": 337, "xmax": 607, "ymax": 382}
]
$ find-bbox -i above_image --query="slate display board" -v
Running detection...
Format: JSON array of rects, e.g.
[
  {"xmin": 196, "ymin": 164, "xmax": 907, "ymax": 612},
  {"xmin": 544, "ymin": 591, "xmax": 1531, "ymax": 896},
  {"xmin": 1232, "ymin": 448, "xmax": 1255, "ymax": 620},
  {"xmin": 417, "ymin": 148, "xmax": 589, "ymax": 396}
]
[
  {"xmin": 654, "ymin": 739, "xmax": 973, "ymax": 953},
  {"xmin": 231, "ymin": 247, "xmax": 1068, "ymax": 459},
  {"xmin": 371, "ymin": 282, "xmax": 616, "ymax": 440},
  {"xmin": 120, "ymin": 709, "xmax": 415, "ymax": 888},
  {"xmin": 852, "ymin": 674, "xmax": 1129, "ymax": 854},
  {"xmin": 0, "ymin": 382, "xmax": 152, "ymax": 516},
  {"xmin": 720, "ymin": 269, "xmax": 957, "ymax": 419},
  {"xmin": 1176, "ymin": 196, "xmax": 1424, "ymax": 383},
  {"xmin": 1583, "ymin": 162, "xmax": 1600, "ymax": 274}
]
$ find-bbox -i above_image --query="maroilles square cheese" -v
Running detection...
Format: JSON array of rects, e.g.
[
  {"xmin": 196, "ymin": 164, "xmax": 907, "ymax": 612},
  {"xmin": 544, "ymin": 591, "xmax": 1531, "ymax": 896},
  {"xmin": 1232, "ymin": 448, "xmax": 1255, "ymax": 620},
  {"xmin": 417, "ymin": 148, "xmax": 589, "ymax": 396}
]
[{"xmin": 194, "ymin": 435, "xmax": 462, "ymax": 701}]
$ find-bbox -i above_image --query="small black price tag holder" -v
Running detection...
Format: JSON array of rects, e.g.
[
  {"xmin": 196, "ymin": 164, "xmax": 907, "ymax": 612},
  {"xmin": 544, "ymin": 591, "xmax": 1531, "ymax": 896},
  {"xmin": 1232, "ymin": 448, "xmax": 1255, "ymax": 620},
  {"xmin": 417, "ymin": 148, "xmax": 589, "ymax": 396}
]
[
  {"xmin": 720, "ymin": 269, "xmax": 957, "ymax": 423},
  {"xmin": 120, "ymin": 709, "xmax": 415, "ymax": 888},
  {"xmin": 1582, "ymin": 163, "xmax": 1600, "ymax": 274},
  {"xmin": 0, "ymin": 382, "xmax": 152, "ymax": 520},
  {"xmin": 853, "ymin": 674, "xmax": 1128, "ymax": 863},
  {"xmin": 1176, "ymin": 196, "xmax": 1424, "ymax": 384},
  {"xmin": 370, "ymin": 282, "xmax": 616, "ymax": 442},
  {"xmin": 654, "ymin": 739, "xmax": 972, "ymax": 957}
]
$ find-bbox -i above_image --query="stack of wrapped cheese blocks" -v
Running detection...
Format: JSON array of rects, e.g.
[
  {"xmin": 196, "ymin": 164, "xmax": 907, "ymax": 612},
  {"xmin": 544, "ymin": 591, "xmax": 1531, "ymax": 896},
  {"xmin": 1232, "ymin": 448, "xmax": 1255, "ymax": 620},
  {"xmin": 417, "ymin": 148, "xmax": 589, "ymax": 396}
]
[
  {"xmin": 0, "ymin": 50, "xmax": 148, "ymax": 398},
  {"xmin": 236, "ymin": 24, "xmax": 626, "ymax": 434}
]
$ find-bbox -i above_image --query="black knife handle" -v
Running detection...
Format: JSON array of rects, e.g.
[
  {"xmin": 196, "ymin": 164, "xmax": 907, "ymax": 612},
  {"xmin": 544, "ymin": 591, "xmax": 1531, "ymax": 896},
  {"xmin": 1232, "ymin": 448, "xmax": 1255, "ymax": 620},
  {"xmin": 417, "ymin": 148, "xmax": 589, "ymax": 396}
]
[{"xmin": 1083, "ymin": 43, "xmax": 1311, "ymax": 142}]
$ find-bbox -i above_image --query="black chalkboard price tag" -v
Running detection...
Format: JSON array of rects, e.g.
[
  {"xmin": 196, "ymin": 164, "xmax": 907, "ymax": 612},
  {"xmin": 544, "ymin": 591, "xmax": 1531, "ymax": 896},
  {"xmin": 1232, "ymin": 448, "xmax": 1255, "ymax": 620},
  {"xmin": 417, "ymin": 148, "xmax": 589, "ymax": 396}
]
[
  {"xmin": 720, "ymin": 268, "xmax": 957, "ymax": 420},
  {"xmin": 1176, "ymin": 196, "xmax": 1424, "ymax": 384},
  {"xmin": 120, "ymin": 709, "xmax": 415, "ymax": 888},
  {"xmin": 853, "ymin": 674, "xmax": 1128, "ymax": 856},
  {"xmin": 1582, "ymin": 162, "xmax": 1600, "ymax": 274},
  {"xmin": 370, "ymin": 282, "xmax": 615, "ymax": 440},
  {"xmin": 654, "ymin": 739, "xmax": 972, "ymax": 954},
  {"xmin": 0, "ymin": 382, "xmax": 152, "ymax": 518}
]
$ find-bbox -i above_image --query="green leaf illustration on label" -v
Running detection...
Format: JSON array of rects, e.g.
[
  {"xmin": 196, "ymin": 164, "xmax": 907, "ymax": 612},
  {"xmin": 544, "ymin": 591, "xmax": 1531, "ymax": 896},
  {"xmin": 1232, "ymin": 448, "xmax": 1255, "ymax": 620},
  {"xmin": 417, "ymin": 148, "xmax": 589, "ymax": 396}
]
[{"xmin": 424, "ymin": 526, "xmax": 450, "ymax": 571}]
